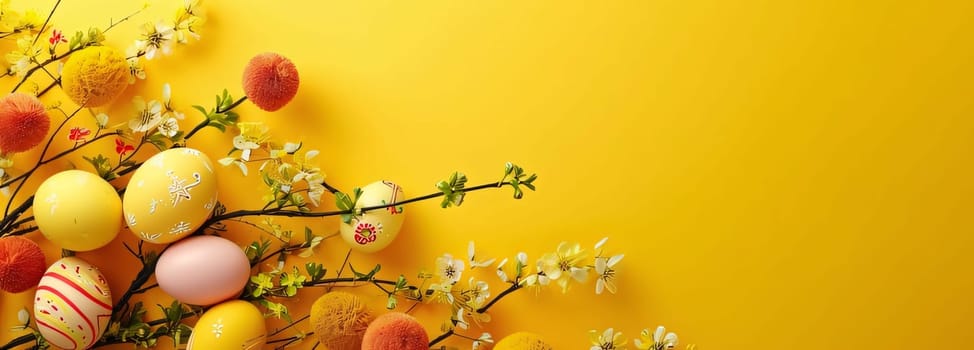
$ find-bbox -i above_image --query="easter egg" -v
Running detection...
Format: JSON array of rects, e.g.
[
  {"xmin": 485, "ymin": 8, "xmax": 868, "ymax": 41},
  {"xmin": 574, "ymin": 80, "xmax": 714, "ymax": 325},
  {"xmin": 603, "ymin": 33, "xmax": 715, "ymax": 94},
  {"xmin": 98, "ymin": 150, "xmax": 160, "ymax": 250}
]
[
  {"xmin": 123, "ymin": 148, "xmax": 218, "ymax": 244},
  {"xmin": 34, "ymin": 170, "xmax": 121, "ymax": 251},
  {"xmin": 186, "ymin": 300, "xmax": 266, "ymax": 350},
  {"xmin": 339, "ymin": 181, "xmax": 406, "ymax": 253},
  {"xmin": 33, "ymin": 257, "xmax": 112, "ymax": 350},
  {"xmin": 494, "ymin": 332, "xmax": 553, "ymax": 350},
  {"xmin": 155, "ymin": 235, "xmax": 250, "ymax": 306}
]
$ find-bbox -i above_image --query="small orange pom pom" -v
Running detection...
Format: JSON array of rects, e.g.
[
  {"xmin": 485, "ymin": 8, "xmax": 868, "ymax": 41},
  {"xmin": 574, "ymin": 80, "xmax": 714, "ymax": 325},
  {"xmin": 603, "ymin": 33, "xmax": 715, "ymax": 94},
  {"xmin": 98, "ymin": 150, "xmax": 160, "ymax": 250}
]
[
  {"xmin": 242, "ymin": 52, "xmax": 299, "ymax": 111},
  {"xmin": 362, "ymin": 312, "xmax": 429, "ymax": 350},
  {"xmin": 0, "ymin": 237, "xmax": 47, "ymax": 293},
  {"xmin": 0, "ymin": 93, "xmax": 50, "ymax": 153}
]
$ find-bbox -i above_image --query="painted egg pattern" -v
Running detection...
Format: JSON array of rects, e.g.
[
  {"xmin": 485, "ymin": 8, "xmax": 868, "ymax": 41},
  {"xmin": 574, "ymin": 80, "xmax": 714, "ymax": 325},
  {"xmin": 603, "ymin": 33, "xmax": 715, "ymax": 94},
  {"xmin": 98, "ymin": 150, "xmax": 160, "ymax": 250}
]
[
  {"xmin": 339, "ymin": 180, "xmax": 406, "ymax": 253},
  {"xmin": 123, "ymin": 148, "xmax": 218, "ymax": 244},
  {"xmin": 33, "ymin": 257, "xmax": 112, "ymax": 350},
  {"xmin": 186, "ymin": 300, "xmax": 267, "ymax": 350}
]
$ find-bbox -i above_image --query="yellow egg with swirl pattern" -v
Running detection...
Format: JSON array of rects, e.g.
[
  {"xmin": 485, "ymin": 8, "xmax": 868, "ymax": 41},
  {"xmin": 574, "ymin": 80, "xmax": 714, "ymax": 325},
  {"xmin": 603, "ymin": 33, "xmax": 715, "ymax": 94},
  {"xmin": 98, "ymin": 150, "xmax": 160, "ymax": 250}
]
[{"xmin": 123, "ymin": 148, "xmax": 218, "ymax": 244}]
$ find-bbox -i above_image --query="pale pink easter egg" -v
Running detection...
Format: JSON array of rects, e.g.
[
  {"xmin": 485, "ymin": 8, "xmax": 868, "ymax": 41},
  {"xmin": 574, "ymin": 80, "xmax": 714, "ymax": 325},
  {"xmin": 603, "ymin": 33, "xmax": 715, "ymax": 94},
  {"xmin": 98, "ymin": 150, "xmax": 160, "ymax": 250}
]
[{"xmin": 155, "ymin": 235, "xmax": 250, "ymax": 306}]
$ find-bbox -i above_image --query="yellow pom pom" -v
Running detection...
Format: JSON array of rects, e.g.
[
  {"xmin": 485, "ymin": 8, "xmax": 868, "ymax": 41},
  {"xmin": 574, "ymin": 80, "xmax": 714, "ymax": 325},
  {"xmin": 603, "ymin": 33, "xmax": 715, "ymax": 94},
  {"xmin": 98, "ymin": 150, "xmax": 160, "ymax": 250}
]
[
  {"xmin": 494, "ymin": 332, "xmax": 554, "ymax": 350},
  {"xmin": 310, "ymin": 292, "xmax": 375, "ymax": 350},
  {"xmin": 61, "ymin": 46, "xmax": 129, "ymax": 107}
]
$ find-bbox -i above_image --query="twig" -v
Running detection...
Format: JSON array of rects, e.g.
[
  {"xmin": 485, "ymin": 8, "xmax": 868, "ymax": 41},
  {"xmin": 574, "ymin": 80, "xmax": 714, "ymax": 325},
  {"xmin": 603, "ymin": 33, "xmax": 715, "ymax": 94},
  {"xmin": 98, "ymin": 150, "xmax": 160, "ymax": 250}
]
[{"xmin": 202, "ymin": 181, "xmax": 507, "ymax": 226}]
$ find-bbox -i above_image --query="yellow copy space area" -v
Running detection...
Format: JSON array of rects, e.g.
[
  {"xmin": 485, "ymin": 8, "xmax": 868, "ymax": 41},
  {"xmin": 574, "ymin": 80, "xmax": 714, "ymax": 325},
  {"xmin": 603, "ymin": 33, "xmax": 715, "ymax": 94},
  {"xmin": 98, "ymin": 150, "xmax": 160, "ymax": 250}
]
[{"xmin": 2, "ymin": 0, "xmax": 973, "ymax": 349}]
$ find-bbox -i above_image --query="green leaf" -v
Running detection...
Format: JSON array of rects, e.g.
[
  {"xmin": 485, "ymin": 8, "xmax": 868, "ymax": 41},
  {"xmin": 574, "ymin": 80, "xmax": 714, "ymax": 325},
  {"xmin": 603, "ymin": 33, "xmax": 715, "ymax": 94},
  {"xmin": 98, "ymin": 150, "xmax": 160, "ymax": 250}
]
[
  {"xmin": 305, "ymin": 262, "xmax": 326, "ymax": 282},
  {"xmin": 335, "ymin": 189, "xmax": 363, "ymax": 223},
  {"xmin": 147, "ymin": 132, "xmax": 170, "ymax": 151},
  {"xmin": 350, "ymin": 264, "xmax": 381, "ymax": 279},
  {"xmin": 437, "ymin": 172, "xmax": 468, "ymax": 208},
  {"xmin": 192, "ymin": 105, "xmax": 208, "ymax": 116},
  {"xmin": 87, "ymin": 27, "xmax": 105, "ymax": 44},
  {"xmin": 83, "ymin": 154, "xmax": 117, "ymax": 181},
  {"xmin": 68, "ymin": 30, "xmax": 85, "ymax": 50}
]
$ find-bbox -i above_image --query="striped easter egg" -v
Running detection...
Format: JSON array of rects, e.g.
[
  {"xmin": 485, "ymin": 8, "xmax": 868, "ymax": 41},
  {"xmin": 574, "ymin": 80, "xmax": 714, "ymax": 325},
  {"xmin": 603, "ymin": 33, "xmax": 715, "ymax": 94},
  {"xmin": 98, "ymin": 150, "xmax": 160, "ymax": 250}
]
[{"xmin": 33, "ymin": 257, "xmax": 112, "ymax": 349}]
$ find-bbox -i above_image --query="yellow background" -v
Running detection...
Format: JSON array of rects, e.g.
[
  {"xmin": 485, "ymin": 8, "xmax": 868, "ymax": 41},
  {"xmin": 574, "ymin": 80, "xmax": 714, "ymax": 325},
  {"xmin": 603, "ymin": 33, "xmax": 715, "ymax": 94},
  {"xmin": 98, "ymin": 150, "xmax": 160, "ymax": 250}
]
[{"xmin": 2, "ymin": 0, "xmax": 974, "ymax": 349}]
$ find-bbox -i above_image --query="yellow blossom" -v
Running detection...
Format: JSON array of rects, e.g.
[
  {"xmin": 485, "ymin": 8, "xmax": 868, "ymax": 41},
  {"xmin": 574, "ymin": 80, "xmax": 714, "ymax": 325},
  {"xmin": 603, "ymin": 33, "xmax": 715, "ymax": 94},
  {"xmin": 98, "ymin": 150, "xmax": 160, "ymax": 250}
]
[
  {"xmin": 232, "ymin": 122, "xmax": 269, "ymax": 159},
  {"xmin": 5, "ymin": 35, "xmax": 41, "ymax": 76},
  {"xmin": 590, "ymin": 328, "xmax": 627, "ymax": 350},
  {"xmin": 540, "ymin": 241, "xmax": 590, "ymax": 292},
  {"xmin": 634, "ymin": 326, "xmax": 678, "ymax": 350}
]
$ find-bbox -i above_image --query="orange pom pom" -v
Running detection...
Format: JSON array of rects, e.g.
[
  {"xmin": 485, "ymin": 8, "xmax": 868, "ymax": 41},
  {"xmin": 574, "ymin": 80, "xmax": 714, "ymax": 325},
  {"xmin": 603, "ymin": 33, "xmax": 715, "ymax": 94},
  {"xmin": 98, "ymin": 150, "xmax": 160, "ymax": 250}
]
[
  {"xmin": 362, "ymin": 312, "xmax": 429, "ymax": 350},
  {"xmin": 0, "ymin": 237, "xmax": 47, "ymax": 293},
  {"xmin": 0, "ymin": 93, "xmax": 50, "ymax": 153},
  {"xmin": 242, "ymin": 52, "xmax": 299, "ymax": 111}
]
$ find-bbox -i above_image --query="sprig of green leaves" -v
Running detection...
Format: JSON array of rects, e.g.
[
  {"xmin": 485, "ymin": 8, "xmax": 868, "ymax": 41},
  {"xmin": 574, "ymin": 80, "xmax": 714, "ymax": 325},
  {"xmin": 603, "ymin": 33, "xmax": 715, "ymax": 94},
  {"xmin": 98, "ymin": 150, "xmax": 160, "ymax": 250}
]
[
  {"xmin": 502, "ymin": 162, "xmax": 537, "ymax": 199},
  {"xmin": 436, "ymin": 172, "xmax": 468, "ymax": 208},
  {"xmin": 191, "ymin": 89, "xmax": 240, "ymax": 133},
  {"xmin": 335, "ymin": 187, "xmax": 363, "ymax": 223}
]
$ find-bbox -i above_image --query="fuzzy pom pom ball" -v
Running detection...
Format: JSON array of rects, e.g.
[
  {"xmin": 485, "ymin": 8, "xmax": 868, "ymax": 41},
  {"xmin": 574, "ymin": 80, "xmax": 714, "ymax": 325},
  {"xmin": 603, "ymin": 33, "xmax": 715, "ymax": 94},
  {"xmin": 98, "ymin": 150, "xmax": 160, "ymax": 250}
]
[
  {"xmin": 0, "ymin": 93, "xmax": 50, "ymax": 153},
  {"xmin": 61, "ymin": 46, "xmax": 129, "ymax": 107},
  {"xmin": 310, "ymin": 291, "xmax": 375, "ymax": 350},
  {"xmin": 0, "ymin": 237, "xmax": 46, "ymax": 293},
  {"xmin": 361, "ymin": 312, "xmax": 429, "ymax": 350},
  {"xmin": 494, "ymin": 332, "xmax": 554, "ymax": 350},
  {"xmin": 242, "ymin": 52, "xmax": 299, "ymax": 111}
]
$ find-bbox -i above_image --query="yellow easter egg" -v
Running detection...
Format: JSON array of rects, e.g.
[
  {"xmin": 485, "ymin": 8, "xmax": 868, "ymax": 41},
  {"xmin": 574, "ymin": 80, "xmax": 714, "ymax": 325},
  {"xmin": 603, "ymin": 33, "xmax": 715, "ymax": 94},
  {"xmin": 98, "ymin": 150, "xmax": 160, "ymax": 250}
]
[
  {"xmin": 123, "ymin": 148, "xmax": 218, "ymax": 244},
  {"xmin": 186, "ymin": 300, "xmax": 266, "ymax": 350},
  {"xmin": 34, "ymin": 257, "xmax": 112, "ymax": 350},
  {"xmin": 339, "ymin": 181, "xmax": 406, "ymax": 253},
  {"xmin": 33, "ymin": 170, "xmax": 121, "ymax": 251},
  {"xmin": 494, "ymin": 332, "xmax": 553, "ymax": 350}
]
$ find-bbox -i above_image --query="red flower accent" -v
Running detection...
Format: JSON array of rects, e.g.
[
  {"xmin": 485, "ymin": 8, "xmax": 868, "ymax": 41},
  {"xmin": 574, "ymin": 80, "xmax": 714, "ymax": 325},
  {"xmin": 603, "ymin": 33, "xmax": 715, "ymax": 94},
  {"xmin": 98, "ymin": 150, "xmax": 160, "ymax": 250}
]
[
  {"xmin": 68, "ymin": 127, "xmax": 91, "ymax": 141},
  {"xmin": 48, "ymin": 29, "xmax": 67, "ymax": 45},
  {"xmin": 115, "ymin": 138, "xmax": 134, "ymax": 156}
]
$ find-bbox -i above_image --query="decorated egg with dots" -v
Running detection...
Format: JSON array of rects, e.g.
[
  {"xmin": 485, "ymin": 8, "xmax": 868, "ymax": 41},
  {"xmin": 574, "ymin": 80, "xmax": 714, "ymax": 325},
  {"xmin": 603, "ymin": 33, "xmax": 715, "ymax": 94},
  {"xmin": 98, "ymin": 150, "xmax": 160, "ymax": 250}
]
[
  {"xmin": 339, "ymin": 180, "xmax": 406, "ymax": 253},
  {"xmin": 186, "ymin": 300, "xmax": 266, "ymax": 350},
  {"xmin": 33, "ymin": 170, "xmax": 121, "ymax": 251},
  {"xmin": 123, "ymin": 148, "xmax": 218, "ymax": 244},
  {"xmin": 33, "ymin": 257, "xmax": 112, "ymax": 350}
]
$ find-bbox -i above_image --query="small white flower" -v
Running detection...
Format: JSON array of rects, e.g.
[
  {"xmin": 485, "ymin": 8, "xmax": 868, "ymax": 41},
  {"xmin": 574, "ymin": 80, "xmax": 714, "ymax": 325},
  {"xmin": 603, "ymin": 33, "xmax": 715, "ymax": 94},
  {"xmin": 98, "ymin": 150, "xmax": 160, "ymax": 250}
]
[
  {"xmin": 634, "ymin": 326, "xmax": 678, "ymax": 349},
  {"xmin": 495, "ymin": 258, "xmax": 509, "ymax": 282},
  {"xmin": 594, "ymin": 236, "xmax": 609, "ymax": 250},
  {"xmin": 94, "ymin": 113, "xmax": 110, "ymax": 129},
  {"xmin": 468, "ymin": 241, "xmax": 496, "ymax": 268},
  {"xmin": 472, "ymin": 332, "xmax": 493, "ymax": 350},
  {"xmin": 158, "ymin": 117, "xmax": 179, "ymax": 137},
  {"xmin": 435, "ymin": 253, "xmax": 465, "ymax": 284},
  {"xmin": 128, "ymin": 97, "xmax": 163, "ymax": 132},
  {"xmin": 595, "ymin": 254, "xmax": 623, "ymax": 295},
  {"xmin": 137, "ymin": 21, "xmax": 175, "ymax": 60}
]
